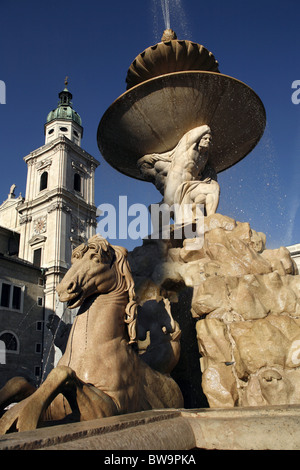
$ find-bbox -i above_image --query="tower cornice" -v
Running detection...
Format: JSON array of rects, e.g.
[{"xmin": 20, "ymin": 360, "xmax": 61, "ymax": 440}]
[
  {"xmin": 17, "ymin": 187, "xmax": 98, "ymax": 215},
  {"xmin": 23, "ymin": 136, "xmax": 100, "ymax": 169}
]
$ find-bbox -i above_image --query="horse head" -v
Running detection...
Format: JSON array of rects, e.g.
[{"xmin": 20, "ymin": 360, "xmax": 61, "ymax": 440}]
[
  {"xmin": 56, "ymin": 235, "xmax": 125, "ymax": 309},
  {"xmin": 56, "ymin": 235, "xmax": 138, "ymax": 344}
]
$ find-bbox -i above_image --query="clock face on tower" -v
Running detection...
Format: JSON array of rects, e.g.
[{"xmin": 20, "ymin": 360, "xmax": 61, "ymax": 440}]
[{"xmin": 33, "ymin": 216, "xmax": 47, "ymax": 235}]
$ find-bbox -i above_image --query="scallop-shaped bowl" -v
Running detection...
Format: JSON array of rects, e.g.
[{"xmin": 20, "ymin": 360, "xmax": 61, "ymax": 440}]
[
  {"xmin": 126, "ymin": 39, "xmax": 220, "ymax": 89},
  {"xmin": 98, "ymin": 71, "xmax": 266, "ymax": 181}
]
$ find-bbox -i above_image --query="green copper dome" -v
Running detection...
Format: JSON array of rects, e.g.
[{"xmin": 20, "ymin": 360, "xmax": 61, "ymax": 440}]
[{"xmin": 46, "ymin": 79, "xmax": 82, "ymax": 126}]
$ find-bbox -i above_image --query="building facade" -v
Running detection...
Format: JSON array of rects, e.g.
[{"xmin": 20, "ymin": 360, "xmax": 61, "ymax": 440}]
[
  {"xmin": 0, "ymin": 227, "xmax": 45, "ymax": 388},
  {"xmin": 0, "ymin": 81, "xmax": 100, "ymax": 382}
]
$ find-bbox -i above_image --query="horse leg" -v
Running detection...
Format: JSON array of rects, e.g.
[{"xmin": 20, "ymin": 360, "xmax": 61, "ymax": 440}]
[
  {"xmin": 0, "ymin": 365, "xmax": 118, "ymax": 434},
  {"xmin": 0, "ymin": 366, "xmax": 73, "ymax": 434},
  {"xmin": 46, "ymin": 375, "xmax": 119, "ymax": 422},
  {"xmin": 0, "ymin": 377, "xmax": 36, "ymax": 415},
  {"xmin": 70, "ymin": 382, "xmax": 119, "ymax": 420}
]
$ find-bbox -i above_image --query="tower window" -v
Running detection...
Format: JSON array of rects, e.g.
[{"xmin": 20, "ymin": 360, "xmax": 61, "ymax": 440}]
[
  {"xmin": 60, "ymin": 127, "xmax": 68, "ymax": 132},
  {"xmin": 48, "ymin": 129, "xmax": 54, "ymax": 135},
  {"xmin": 73, "ymin": 130, "xmax": 79, "ymax": 137},
  {"xmin": 33, "ymin": 248, "xmax": 42, "ymax": 267},
  {"xmin": 40, "ymin": 171, "xmax": 48, "ymax": 191},
  {"xmin": 74, "ymin": 173, "xmax": 81, "ymax": 192}
]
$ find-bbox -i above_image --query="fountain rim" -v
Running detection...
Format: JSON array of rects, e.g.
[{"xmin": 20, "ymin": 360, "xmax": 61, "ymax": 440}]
[
  {"xmin": 100, "ymin": 69, "xmax": 265, "ymax": 116},
  {"xmin": 97, "ymin": 70, "xmax": 266, "ymax": 181}
]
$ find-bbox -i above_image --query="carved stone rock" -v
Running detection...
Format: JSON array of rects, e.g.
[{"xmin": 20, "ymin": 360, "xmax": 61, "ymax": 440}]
[{"xmin": 128, "ymin": 213, "xmax": 300, "ymax": 408}]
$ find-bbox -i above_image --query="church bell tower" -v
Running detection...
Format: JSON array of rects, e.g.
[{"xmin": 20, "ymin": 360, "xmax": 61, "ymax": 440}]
[{"xmin": 17, "ymin": 79, "xmax": 100, "ymax": 369}]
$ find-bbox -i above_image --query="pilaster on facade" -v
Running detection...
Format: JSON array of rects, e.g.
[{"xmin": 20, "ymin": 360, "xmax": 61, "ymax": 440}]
[
  {"xmin": 22, "ymin": 136, "xmax": 99, "ymax": 205},
  {"xmin": 18, "ymin": 134, "xmax": 100, "ymax": 268}
]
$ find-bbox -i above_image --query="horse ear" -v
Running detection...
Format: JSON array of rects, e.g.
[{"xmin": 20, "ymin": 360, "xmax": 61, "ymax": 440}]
[{"xmin": 71, "ymin": 242, "xmax": 88, "ymax": 263}]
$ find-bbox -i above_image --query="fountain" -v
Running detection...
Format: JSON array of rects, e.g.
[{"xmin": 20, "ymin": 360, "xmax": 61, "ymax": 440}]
[
  {"xmin": 98, "ymin": 32, "xmax": 265, "ymax": 181},
  {"xmin": 1, "ymin": 17, "xmax": 300, "ymax": 450},
  {"xmin": 98, "ymin": 24, "xmax": 300, "ymax": 420}
]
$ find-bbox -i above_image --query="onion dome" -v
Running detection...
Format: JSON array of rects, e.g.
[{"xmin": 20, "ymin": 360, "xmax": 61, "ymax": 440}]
[{"xmin": 46, "ymin": 77, "xmax": 82, "ymax": 126}]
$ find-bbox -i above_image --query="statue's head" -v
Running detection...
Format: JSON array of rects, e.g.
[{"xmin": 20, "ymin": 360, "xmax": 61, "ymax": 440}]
[{"xmin": 198, "ymin": 132, "xmax": 212, "ymax": 153}]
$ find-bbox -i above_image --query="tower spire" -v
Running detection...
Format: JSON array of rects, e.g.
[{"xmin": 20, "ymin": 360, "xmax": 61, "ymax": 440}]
[{"xmin": 45, "ymin": 79, "xmax": 83, "ymax": 145}]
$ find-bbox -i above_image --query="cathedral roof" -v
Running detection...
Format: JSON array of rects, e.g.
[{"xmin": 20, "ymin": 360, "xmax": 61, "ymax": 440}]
[{"xmin": 46, "ymin": 78, "xmax": 82, "ymax": 126}]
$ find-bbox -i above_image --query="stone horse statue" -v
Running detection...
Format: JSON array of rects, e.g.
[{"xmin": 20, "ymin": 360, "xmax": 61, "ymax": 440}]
[{"xmin": 0, "ymin": 235, "xmax": 183, "ymax": 434}]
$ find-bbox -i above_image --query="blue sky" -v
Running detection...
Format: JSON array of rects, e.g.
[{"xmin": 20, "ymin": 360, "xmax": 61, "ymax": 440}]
[{"xmin": 0, "ymin": 0, "xmax": 299, "ymax": 252}]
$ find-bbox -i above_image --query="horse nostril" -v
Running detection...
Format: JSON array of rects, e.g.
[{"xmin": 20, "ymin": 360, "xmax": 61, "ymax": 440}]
[{"xmin": 67, "ymin": 281, "xmax": 77, "ymax": 293}]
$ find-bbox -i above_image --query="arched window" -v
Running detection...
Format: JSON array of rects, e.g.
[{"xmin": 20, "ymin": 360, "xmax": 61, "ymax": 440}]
[
  {"xmin": 0, "ymin": 331, "xmax": 19, "ymax": 353},
  {"xmin": 40, "ymin": 171, "xmax": 48, "ymax": 191},
  {"xmin": 74, "ymin": 173, "xmax": 81, "ymax": 192}
]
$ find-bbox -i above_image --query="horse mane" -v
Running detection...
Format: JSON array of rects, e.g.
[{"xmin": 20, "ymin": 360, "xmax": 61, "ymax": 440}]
[
  {"xmin": 112, "ymin": 244, "xmax": 138, "ymax": 345},
  {"xmin": 81, "ymin": 235, "xmax": 138, "ymax": 345}
]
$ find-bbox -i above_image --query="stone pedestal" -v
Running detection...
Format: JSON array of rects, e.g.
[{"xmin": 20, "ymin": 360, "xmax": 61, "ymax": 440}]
[{"xmin": 1, "ymin": 406, "xmax": 300, "ymax": 450}]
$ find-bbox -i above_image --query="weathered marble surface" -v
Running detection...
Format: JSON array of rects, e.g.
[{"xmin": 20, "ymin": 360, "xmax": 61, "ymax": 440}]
[
  {"xmin": 2, "ymin": 407, "xmax": 300, "ymax": 450},
  {"xmin": 129, "ymin": 213, "xmax": 300, "ymax": 407}
]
